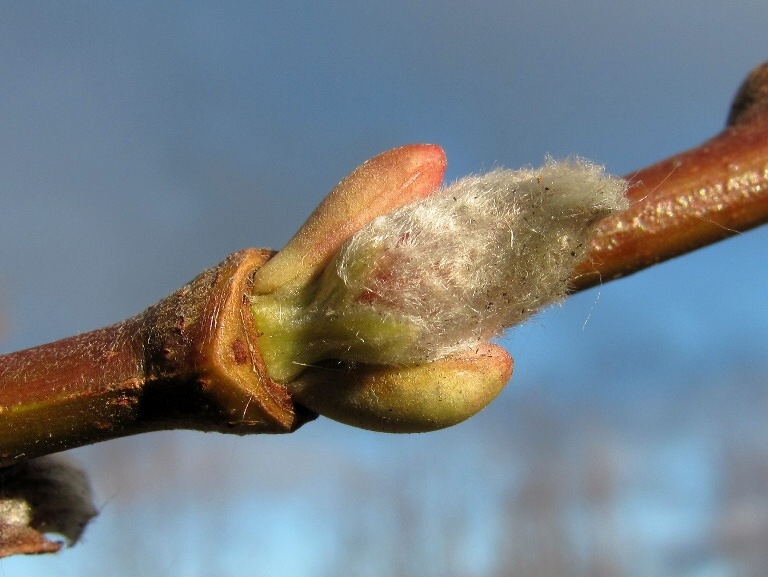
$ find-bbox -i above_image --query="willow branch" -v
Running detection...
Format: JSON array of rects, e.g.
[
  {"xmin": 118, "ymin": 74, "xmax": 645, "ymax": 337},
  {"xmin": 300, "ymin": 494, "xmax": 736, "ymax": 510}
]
[
  {"xmin": 1, "ymin": 62, "xmax": 768, "ymax": 559},
  {"xmin": 571, "ymin": 62, "xmax": 768, "ymax": 291},
  {"xmin": 0, "ymin": 249, "xmax": 314, "ymax": 467},
  {"xmin": 0, "ymin": 64, "xmax": 767, "ymax": 468}
]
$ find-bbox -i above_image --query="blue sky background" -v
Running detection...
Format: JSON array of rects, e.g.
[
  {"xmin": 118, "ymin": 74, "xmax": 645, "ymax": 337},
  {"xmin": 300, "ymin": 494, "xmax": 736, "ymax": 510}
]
[{"xmin": 1, "ymin": 2, "xmax": 768, "ymax": 576}]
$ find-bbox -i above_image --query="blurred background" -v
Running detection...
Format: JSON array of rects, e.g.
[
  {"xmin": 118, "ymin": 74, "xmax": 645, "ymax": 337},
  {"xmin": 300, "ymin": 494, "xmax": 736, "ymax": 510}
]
[{"xmin": 1, "ymin": 2, "xmax": 767, "ymax": 576}]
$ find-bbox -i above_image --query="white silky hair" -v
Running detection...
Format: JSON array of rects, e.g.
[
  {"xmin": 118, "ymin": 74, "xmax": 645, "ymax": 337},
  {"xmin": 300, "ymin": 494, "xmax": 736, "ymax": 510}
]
[{"xmin": 313, "ymin": 158, "xmax": 628, "ymax": 364}]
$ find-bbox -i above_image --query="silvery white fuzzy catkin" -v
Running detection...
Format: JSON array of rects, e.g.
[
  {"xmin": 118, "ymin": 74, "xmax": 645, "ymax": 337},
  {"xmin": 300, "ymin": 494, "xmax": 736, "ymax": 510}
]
[{"xmin": 307, "ymin": 158, "xmax": 628, "ymax": 365}]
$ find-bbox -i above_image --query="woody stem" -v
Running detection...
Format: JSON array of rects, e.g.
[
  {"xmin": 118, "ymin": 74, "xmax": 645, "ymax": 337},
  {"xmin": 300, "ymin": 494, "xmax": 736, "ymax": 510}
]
[
  {"xmin": 571, "ymin": 62, "xmax": 768, "ymax": 291},
  {"xmin": 0, "ymin": 249, "xmax": 313, "ymax": 466}
]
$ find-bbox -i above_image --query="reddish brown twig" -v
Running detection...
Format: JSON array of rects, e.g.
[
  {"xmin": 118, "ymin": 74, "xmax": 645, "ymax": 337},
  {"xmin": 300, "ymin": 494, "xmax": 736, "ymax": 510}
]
[
  {"xmin": 2, "ymin": 64, "xmax": 768, "ymax": 466},
  {"xmin": 571, "ymin": 62, "xmax": 768, "ymax": 291},
  {"xmin": 1, "ymin": 61, "xmax": 768, "ymax": 559},
  {"xmin": 0, "ymin": 249, "xmax": 314, "ymax": 467}
]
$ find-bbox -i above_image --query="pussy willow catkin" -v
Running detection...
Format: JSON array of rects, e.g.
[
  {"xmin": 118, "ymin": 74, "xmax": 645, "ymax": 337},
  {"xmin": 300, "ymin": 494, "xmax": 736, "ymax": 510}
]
[
  {"xmin": 251, "ymin": 157, "xmax": 628, "ymax": 382},
  {"xmin": 302, "ymin": 158, "xmax": 628, "ymax": 365}
]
